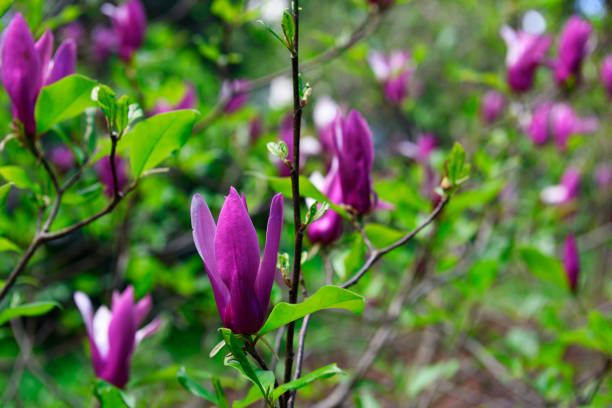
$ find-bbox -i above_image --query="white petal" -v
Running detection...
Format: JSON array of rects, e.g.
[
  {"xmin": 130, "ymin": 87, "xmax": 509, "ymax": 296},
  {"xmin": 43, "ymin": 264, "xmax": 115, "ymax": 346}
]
[
  {"xmin": 92, "ymin": 306, "xmax": 112, "ymax": 358},
  {"xmin": 313, "ymin": 97, "xmax": 339, "ymax": 128},
  {"xmin": 540, "ymin": 185, "xmax": 569, "ymax": 205}
]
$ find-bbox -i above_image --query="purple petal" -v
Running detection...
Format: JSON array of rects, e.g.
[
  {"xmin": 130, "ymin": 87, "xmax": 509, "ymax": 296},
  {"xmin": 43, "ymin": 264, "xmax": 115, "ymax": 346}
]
[
  {"xmin": 102, "ymin": 287, "xmax": 136, "ymax": 389},
  {"xmin": 74, "ymin": 292, "xmax": 107, "ymax": 375},
  {"xmin": 134, "ymin": 294, "xmax": 152, "ymax": 326},
  {"xmin": 1, "ymin": 13, "xmax": 41, "ymax": 137},
  {"xmin": 563, "ymin": 235, "xmax": 580, "ymax": 293},
  {"xmin": 45, "ymin": 39, "xmax": 76, "ymax": 85},
  {"xmin": 135, "ymin": 317, "xmax": 162, "ymax": 344},
  {"xmin": 255, "ymin": 193, "xmax": 284, "ymax": 311},
  {"xmin": 35, "ymin": 29, "xmax": 53, "ymax": 85},
  {"xmin": 176, "ymin": 83, "xmax": 197, "ymax": 110},
  {"xmin": 191, "ymin": 193, "xmax": 229, "ymax": 317}
]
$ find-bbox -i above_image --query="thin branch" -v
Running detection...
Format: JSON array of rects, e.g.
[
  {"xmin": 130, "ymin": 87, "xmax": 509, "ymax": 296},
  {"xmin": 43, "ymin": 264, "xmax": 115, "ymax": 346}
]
[{"xmin": 287, "ymin": 314, "xmax": 311, "ymax": 407}]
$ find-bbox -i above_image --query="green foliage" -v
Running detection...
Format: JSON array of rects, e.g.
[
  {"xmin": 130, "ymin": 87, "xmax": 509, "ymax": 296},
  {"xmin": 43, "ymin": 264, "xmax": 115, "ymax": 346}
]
[
  {"xmin": 93, "ymin": 380, "xmax": 134, "ymax": 408},
  {"xmin": 0, "ymin": 301, "xmax": 59, "ymax": 325}
]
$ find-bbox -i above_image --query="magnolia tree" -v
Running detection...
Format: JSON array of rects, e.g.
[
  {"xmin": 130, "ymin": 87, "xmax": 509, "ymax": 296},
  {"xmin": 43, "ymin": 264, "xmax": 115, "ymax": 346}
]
[{"xmin": 0, "ymin": 1, "xmax": 610, "ymax": 407}]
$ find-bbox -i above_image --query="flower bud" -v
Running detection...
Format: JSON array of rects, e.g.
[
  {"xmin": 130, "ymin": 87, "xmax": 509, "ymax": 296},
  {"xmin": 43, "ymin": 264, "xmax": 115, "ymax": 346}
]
[
  {"xmin": 50, "ymin": 146, "xmax": 75, "ymax": 173},
  {"xmin": 151, "ymin": 83, "xmax": 198, "ymax": 115},
  {"xmin": 368, "ymin": 50, "xmax": 413, "ymax": 105},
  {"xmin": 562, "ymin": 235, "xmax": 580, "ymax": 293},
  {"xmin": 481, "ymin": 90, "xmax": 505, "ymax": 123},
  {"xmin": 527, "ymin": 103, "xmax": 597, "ymax": 149},
  {"xmin": 191, "ymin": 188, "xmax": 284, "ymax": 334},
  {"xmin": 103, "ymin": 0, "xmax": 147, "ymax": 62},
  {"xmin": 332, "ymin": 110, "xmax": 376, "ymax": 215},
  {"xmin": 554, "ymin": 16, "xmax": 592, "ymax": 86},
  {"xmin": 307, "ymin": 160, "xmax": 343, "ymax": 245},
  {"xmin": 540, "ymin": 167, "xmax": 580, "ymax": 205},
  {"xmin": 74, "ymin": 286, "xmax": 161, "ymax": 388},
  {"xmin": 500, "ymin": 26, "xmax": 551, "ymax": 92},
  {"xmin": 600, "ymin": 55, "xmax": 612, "ymax": 97},
  {"xmin": 220, "ymin": 79, "xmax": 250, "ymax": 113}
]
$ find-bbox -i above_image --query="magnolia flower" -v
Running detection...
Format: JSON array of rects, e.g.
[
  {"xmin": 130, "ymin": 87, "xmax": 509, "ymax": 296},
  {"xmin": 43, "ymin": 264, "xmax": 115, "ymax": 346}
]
[
  {"xmin": 600, "ymin": 55, "xmax": 612, "ymax": 97},
  {"xmin": 221, "ymin": 79, "xmax": 250, "ymax": 113},
  {"xmin": 91, "ymin": 26, "xmax": 117, "ymax": 62},
  {"xmin": 191, "ymin": 188, "xmax": 283, "ymax": 334},
  {"xmin": 49, "ymin": 146, "xmax": 75, "ymax": 173},
  {"xmin": 150, "ymin": 84, "xmax": 198, "ymax": 115},
  {"xmin": 368, "ymin": 50, "xmax": 413, "ymax": 104},
  {"xmin": 562, "ymin": 235, "xmax": 580, "ymax": 293},
  {"xmin": 541, "ymin": 167, "xmax": 580, "ymax": 205},
  {"xmin": 554, "ymin": 16, "xmax": 592, "ymax": 86},
  {"xmin": 481, "ymin": 90, "xmax": 505, "ymax": 123},
  {"xmin": 527, "ymin": 103, "xmax": 598, "ymax": 150},
  {"xmin": 95, "ymin": 155, "xmax": 128, "ymax": 197},
  {"xmin": 307, "ymin": 160, "xmax": 344, "ymax": 245},
  {"xmin": 74, "ymin": 287, "xmax": 161, "ymax": 388},
  {"xmin": 332, "ymin": 110, "xmax": 377, "ymax": 215},
  {"xmin": 102, "ymin": 0, "xmax": 147, "ymax": 62},
  {"xmin": 500, "ymin": 26, "xmax": 551, "ymax": 92},
  {"xmin": 1, "ymin": 14, "xmax": 76, "ymax": 137}
]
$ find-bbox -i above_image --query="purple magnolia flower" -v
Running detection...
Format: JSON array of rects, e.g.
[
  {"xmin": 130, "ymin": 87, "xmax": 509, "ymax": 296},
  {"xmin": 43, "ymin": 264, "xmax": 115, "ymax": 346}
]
[
  {"xmin": 307, "ymin": 160, "xmax": 344, "ymax": 245},
  {"xmin": 60, "ymin": 22, "xmax": 85, "ymax": 45},
  {"xmin": 150, "ymin": 84, "xmax": 198, "ymax": 115},
  {"xmin": 95, "ymin": 155, "xmax": 128, "ymax": 197},
  {"xmin": 368, "ymin": 50, "xmax": 413, "ymax": 104},
  {"xmin": 1, "ymin": 14, "xmax": 76, "ymax": 137},
  {"xmin": 91, "ymin": 26, "xmax": 117, "ymax": 62},
  {"xmin": 500, "ymin": 26, "xmax": 551, "ymax": 92},
  {"xmin": 562, "ymin": 235, "xmax": 580, "ymax": 293},
  {"xmin": 397, "ymin": 133, "xmax": 437, "ymax": 163},
  {"xmin": 595, "ymin": 164, "xmax": 612, "ymax": 188},
  {"xmin": 541, "ymin": 167, "xmax": 580, "ymax": 205},
  {"xmin": 600, "ymin": 55, "xmax": 612, "ymax": 97},
  {"xmin": 191, "ymin": 188, "xmax": 283, "ymax": 334},
  {"xmin": 481, "ymin": 90, "xmax": 505, "ymax": 123},
  {"xmin": 249, "ymin": 116, "xmax": 263, "ymax": 144},
  {"xmin": 74, "ymin": 286, "xmax": 161, "ymax": 388},
  {"xmin": 527, "ymin": 103, "xmax": 597, "ymax": 149},
  {"xmin": 554, "ymin": 16, "xmax": 592, "ymax": 86},
  {"xmin": 332, "ymin": 110, "xmax": 376, "ymax": 215},
  {"xmin": 221, "ymin": 79, "xmax": 250, "ymax": 113},
  {"xmin": 102, "ymin": 0, "xmax": 147, "ymax": 62},
  {"xmin": 50, "ymin": 146, "xmax": 75, "ymax": 173}
]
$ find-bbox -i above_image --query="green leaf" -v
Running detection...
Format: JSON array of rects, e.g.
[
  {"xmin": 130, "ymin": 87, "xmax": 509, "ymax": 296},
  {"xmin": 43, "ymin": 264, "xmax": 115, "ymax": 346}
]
[
  {"xmin": 91, "ymin": 84, "xmax": 116, "ymax": 125},
  {"xmin": 35, "ymin": 74, "xmax": 98, "ymax": 134},
  {"xmin": 272, "ymin": 364, "xmax": 344, "ymax": 401},
  {"xmin": 220, "ymin": 328, "xmax": 273, "ymax": 401},
  {"xmin": 0, "ymin": 301, "xmax": 60, "ymax": 326},
  {"xmin": 258, "ymin": 286, "xmax": 365, "ymax": 335},
  {"xmin": 363, "ymin": 223, "xmax": 405, "ymax": 248},
  {"xmin": 444, "ymin": 142, "xmax": 470, "ymax": 189},
  {"xmin": 176, "ymin": 366, "xmax": 219, "ymax": 404},
  {"xmin": 128, "ymin": 110, "xmax": 199, "ymax": 177},
  {"xmin": 267, "ymin": 141, "xmax": 289, "ymax": 161},
  {"xmin": 281, "ymin": 10, "xmax": 295, "ymax": 51},
  {"xmin": 233, "ymin": 386, "xmax": 265, "ymax": 408},
  {"xmin": 115, "ymin": 95, "xmax": 131, "ymax": 134},
  {"xmin": 94, "ymin": 380, "xmax": 134, "ymax": 408},
  {"xmin": 0, "ymin": 183, "xmax": 12, "ymax": 206},
  {"xmin": 258, "ymin": 20, "xmax": 287, "ymax": 49},
  {"xmin": 212, "ymin": 376, "xmax": 229, "ymax": 408},
  {"xmin": 0, "ymin": 237, "xmax": 20, "ymax": 253},
  {"xmin": 304, "ymin": 201, "xmax": 329, "ymax": 226},
  {"xmin": 0, "ymin": 166, "xmax": 41, "ymax": 195},
  {"xmin": 129, "ymin": 364, "xmax": 184, "ymax": 387},
  {"xmin": 519, "ymin": 247, "xmax": 567, "ymax": 290}
]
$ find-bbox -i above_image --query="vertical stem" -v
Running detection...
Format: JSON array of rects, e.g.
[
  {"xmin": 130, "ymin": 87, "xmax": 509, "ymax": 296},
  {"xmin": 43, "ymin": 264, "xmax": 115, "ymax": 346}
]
[
  {"xmin": 109, "ymin": 134, "xmax": 120, "ymax": 199},
  {"xmin": 282, "ymin": 0, "xmax": 303, "ymax": 407}
]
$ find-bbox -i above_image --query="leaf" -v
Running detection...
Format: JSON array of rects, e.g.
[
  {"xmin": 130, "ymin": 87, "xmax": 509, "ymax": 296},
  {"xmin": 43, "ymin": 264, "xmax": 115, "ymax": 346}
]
[
  {"xmin": 35, "ymin": 74, "xmax": 98, "ymax": 134},
  {"xmin": 128, "ymin": 110, "xmax": 199, "ymax": 177},
  {"xmin": 129, "ymin": 364, "xmax": 184, "ymax": 387},
  {"xmin": 0, "ymin": 301, "xmax": 60, "ymax": 326},
  {"xmin": 94, "ymin": 380, "xmax": 134, "ymax": 408},
  {"xmin": 304, "ymin": 201, "xmax": 329, "ymax": 226},
  {"xmin": 272, "ymin": 364, "xmax": 344, "ymax": 401},
  {"xmin": 281, "ymin": 10, "xmax": 295, "ymax": 51},
  {"xmin": 212, "ymin": 376, "xmax": 229, "ymax": 408},
  {"xmin": 0, "ymin": 237, "xmax": 20, "ymax": 253},
  {"xmin": 258, "ymin": 20, "xmax": 287, "ymax": 49},
  {"xmin": 176, "ymin": 366, "xmax": 219, "ymax": 404},
  {"xmin": 267, "ymin": 141, "xmax": 289, "ymax": 161},
  {"xmin": 0, "ymin": 183, "xmax": 12, "ymax": 206},
  {"xmin": 258, "ymin": 286, "xmax": 365, "ymax": 335},
  {"xmin": 444, "ymin": 143, "xmax": 470, "ymax": 189},
  {"xmin": 364, "ymin": 223, "xmax": 405, "ymax": 248},
  {"xmin": 220, "ymin": 328, "xmax": 273, "ymax": 401},
  {"xmin": 0, "ymin": 166, "xmax": 41, "ymax": 195},
  {"xmin": 519, "ymin": 247, "xmax": 567, "ymax": 290},
  {"xmin": 233, "ymin": 386, "xmax": 265, "ymax": 408}
]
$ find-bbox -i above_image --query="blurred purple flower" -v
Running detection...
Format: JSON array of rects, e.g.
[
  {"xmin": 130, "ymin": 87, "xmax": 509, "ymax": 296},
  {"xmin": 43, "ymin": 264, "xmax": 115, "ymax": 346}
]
[
  {"xmin": 1, "ymin": 14, "xmax": 76, "ymax": 137},
  {"xmin": 50, "ymin": 146, "xmax": 75, "ymax": 173},
  {"xmin": 249, "ymin": 116, "xmax": 263, "ymax": 144},
  {"xmin": 74, "ymin": 286, "xmax": 161, "ymax": 388},
  {"xmin": 562, "ymin": 234, "xmax": 580, "ymax": 293},
  {"xmin": 595, "ymin": 164, "xmax": 612, "ymax": 188},
  {"xmin": 332, "ymin": 110, "xmax": 376, "ymax": 215},
  {"xmin": 397, "ymin": 133, "xmax": 437, "ymax": 163},
  {"xmin": 554, "ymin": 16, "xmax": 592, "ymax": 86},
  {"xmin": 500, "ymin": 26, "xmax": 551, "ymax": 92},
  {"xmin": 541, "ymin": 167, "xmax": 580, "ymax": 205},
  {"xmin": 91, "ymin": 26, "xmax": 117, "ymax": 62},
  {"xmin": 527, "ymin": 102, "xmax": 597, "ymax": 149},
  {"xmin": 307, "ymin": 160, "xmax": 344, "ymax": 246},
  {"xmin": 600, "ymin": 55, "xmax": 612, "ymax": 97},
  {"xmin": 368, "ymin": 50, "xmax": 413, "ymax": 104},
  {"xmin": 60, "ymin": 22, "xmax": 85, "ymax": 45},
  {"xmin": 481, "ymin": 90, "xmax": 505, "ymax": 123},
  {"xmin": 150, "ymin": 83, "xmax": 198, "ymax": 115},
  {"xmin": 313, "ymin": 96, "xmax": 340, "ymax": 153},
  {"xmin": 95, "ymin": 155, "xmax": 128, "ymax": 197},
  {"xmin": 221, "ymin": 79, "xmax": 250, "ymax": 113},
  {"xmin": 191, "ymin": 188, "xmax": 283, "ymax": 334},
  {"xmin": 102, "ymin": 0, "xmax": 147, "ymax": 62}
]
